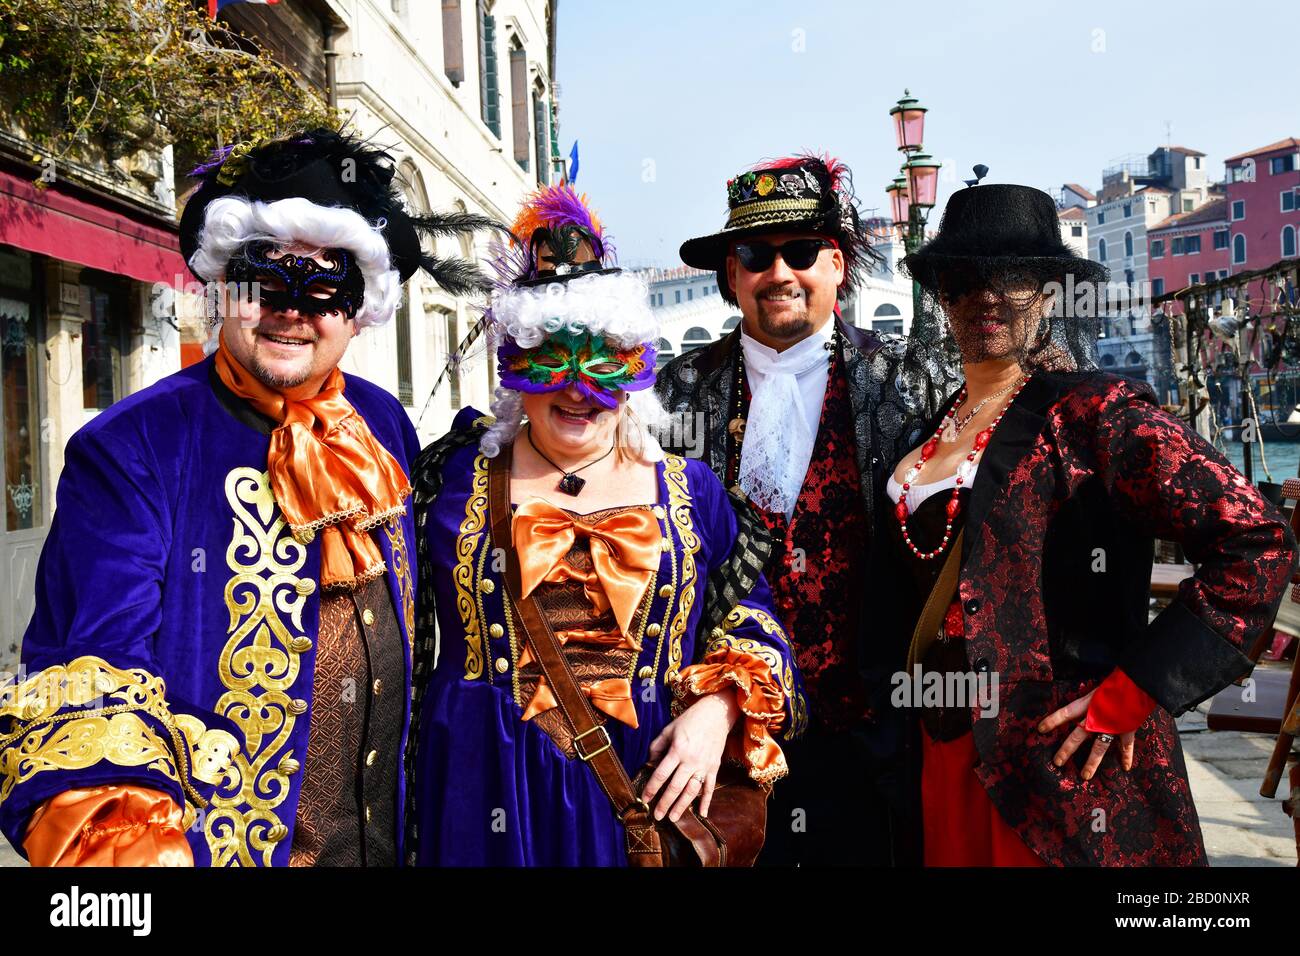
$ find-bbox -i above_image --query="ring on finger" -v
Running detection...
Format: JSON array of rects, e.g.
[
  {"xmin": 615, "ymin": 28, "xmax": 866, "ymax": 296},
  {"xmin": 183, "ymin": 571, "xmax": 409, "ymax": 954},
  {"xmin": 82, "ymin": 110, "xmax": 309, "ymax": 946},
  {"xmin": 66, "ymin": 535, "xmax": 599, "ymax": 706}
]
[{"xmin": 1096, "ymin": 733, "xmax": 1115, "ymax": 744}]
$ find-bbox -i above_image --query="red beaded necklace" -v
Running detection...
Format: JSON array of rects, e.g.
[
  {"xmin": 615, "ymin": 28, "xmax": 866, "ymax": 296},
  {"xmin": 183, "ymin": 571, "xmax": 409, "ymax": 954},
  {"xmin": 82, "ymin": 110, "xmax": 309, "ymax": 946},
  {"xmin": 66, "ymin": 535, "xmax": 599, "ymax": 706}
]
[{"xmin": 895, "ymin": 373, "xmax": 1031, "ymax": 560}]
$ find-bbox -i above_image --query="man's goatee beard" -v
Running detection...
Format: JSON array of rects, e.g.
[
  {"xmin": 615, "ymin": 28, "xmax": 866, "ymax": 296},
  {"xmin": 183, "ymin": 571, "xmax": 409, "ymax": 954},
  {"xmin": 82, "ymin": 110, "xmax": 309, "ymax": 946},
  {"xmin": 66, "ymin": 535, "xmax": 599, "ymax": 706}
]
[
  {"xmin": 251, "ymin": 355, "xmax": 314, "ymax": 390},
  {"xmin": 755, "ymin": 301, "xmax": 814, "ymax": 340}
]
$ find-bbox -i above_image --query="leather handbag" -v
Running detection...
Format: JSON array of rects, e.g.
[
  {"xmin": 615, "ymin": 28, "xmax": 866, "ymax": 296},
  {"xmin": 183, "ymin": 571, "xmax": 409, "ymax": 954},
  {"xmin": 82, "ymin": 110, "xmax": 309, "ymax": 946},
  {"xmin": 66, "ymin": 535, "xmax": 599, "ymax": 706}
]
[{"xmin": 487, "ymin": 448, "xmax": 770, "ymax": 866}]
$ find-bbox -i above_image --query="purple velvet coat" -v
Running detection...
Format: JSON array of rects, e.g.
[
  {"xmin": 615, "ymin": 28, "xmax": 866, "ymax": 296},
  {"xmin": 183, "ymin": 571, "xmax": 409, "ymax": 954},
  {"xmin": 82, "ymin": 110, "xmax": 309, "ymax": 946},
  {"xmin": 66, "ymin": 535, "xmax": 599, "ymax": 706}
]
[{"xmin": 0, "ymin": 354, "xmax": 420, "ymax": 866}]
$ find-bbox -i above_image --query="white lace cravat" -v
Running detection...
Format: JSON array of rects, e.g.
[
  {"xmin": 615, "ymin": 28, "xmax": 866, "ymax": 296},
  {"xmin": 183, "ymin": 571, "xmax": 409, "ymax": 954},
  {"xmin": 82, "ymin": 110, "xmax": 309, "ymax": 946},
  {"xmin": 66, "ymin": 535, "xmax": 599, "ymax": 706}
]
[{"xmin": 737, "ymin": 328, "xmax": 832, "ymax": 518}]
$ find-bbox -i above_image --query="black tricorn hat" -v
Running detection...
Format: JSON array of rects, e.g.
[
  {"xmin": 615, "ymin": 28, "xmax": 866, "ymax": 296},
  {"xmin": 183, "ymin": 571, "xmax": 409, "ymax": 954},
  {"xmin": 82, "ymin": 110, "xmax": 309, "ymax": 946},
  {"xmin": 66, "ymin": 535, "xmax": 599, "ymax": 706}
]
[
  {"xmin": 179, "ymin": 128, "xmax": 498, "ymax": 294},
  {"xmin": 901, "ymin": 183, "xmax": 1108, "ymax": 295}
]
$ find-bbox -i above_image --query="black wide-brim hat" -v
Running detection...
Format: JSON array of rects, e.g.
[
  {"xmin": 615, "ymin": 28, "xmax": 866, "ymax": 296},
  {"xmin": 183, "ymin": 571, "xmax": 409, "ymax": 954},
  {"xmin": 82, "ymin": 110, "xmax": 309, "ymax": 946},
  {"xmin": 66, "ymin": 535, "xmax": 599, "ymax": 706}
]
[
  {"xmin": 179, "ymin": 129, "xmax": 427, "ymax": 283},
  {"xmin": 901, "ymin": 183, "xmax": 1108, "ymax": 295},
  {"xmin": 680, "ymin": 160, "xmax": 843, "ymax": 271}
]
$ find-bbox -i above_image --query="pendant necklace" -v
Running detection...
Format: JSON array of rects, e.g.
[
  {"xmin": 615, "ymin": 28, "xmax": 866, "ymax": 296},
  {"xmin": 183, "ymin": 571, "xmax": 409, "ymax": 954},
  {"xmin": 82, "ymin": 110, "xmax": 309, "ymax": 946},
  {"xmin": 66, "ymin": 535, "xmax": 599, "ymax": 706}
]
[
  {"xmin": 940, "ymin": 375, "xmax": 1023, "ymax": 443},
  {"xmin": 526, "ymin": 426, "xmax": 615, "ymax": 497}
]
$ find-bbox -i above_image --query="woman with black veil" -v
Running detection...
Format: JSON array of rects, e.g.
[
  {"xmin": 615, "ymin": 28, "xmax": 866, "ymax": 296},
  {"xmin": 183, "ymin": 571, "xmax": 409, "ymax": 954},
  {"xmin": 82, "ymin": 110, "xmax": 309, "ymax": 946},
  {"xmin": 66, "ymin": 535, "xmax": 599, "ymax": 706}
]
[{"xmin": 862, "ymin": 183, "xmax": 1296, "ymax": 866}]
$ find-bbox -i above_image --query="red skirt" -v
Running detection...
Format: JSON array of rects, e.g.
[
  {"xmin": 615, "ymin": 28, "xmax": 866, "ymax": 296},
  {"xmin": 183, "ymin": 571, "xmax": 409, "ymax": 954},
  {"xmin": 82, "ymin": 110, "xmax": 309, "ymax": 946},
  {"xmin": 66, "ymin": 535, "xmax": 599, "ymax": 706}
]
[{"xmin": 921, "ymin": 730, "xmax": 1047, "ymax": 867}]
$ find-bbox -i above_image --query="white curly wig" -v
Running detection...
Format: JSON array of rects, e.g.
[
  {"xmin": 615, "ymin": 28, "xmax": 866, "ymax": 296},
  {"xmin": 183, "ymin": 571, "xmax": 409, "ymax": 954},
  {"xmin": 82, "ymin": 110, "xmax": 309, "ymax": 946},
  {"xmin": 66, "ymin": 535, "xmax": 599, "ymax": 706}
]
[
  {"xmin": 189, "ymin": 195, "xmax": 402, "ymax": 350},
  {"xmin": 477, "ymin": 270, "xmax": 668, "ymax": 461}
]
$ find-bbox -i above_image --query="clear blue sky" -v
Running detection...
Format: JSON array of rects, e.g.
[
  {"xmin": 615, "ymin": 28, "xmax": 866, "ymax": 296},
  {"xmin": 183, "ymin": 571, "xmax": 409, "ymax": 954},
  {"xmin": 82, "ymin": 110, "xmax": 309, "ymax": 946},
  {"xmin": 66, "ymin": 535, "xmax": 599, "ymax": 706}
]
[{"xmin": 553, "ymin": 0, "xmax": 1300, "ymax": 268}]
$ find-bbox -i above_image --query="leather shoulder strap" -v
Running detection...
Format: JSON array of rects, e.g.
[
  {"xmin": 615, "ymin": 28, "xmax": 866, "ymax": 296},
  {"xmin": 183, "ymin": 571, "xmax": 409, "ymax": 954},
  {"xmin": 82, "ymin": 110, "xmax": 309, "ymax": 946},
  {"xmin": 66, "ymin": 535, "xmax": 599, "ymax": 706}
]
[
  {"xmin": 905, "ymin": 529, "xmax": 965, "ymax": 672},
  {"xmin": 487, "ymin": 447, "xmax": 645, "ymax": 821}
]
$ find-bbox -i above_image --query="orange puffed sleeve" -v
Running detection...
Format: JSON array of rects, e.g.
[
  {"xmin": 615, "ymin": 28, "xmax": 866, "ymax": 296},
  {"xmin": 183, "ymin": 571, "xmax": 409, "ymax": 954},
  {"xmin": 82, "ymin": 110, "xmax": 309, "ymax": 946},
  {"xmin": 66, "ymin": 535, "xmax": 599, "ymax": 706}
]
[
  {"xmin": 676, "ymin": 647, "xmax": 788, "ymax": 784},
  {"xmin": 23, "ymin": 785, "xmax": 194, "ymax": 867}
]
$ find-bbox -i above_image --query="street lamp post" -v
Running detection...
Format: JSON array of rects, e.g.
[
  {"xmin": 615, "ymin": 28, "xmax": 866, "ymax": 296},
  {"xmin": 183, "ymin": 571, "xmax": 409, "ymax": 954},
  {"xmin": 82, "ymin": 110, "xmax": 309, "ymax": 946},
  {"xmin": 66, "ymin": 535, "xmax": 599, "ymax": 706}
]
[{"xmin": 887, "ymin": 90, "xmax": 942, "ymax": 338}]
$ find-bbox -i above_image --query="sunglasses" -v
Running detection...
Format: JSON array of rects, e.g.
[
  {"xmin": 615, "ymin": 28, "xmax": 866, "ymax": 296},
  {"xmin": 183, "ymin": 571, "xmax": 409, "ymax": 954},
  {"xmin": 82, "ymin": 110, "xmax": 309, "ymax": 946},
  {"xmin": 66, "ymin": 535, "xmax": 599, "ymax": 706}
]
[{"xmin": 733, "ymin": 238, "xmax": 835, "ymax": 273}]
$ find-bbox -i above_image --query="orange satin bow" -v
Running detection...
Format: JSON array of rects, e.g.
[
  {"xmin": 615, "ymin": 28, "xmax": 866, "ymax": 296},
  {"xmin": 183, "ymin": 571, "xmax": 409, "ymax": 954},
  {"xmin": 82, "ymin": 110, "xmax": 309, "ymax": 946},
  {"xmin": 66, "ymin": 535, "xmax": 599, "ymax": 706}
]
[
  {"xmin": 215, "ymin": 332, "xmax": 411, "ymax": 589},
  {"xmin": 511, "ymin": 500, "xmax": 662, "ymax": 730},
  {"xmin": 512, "ymin": 499, "xmax": 661, "ymax": 637}
]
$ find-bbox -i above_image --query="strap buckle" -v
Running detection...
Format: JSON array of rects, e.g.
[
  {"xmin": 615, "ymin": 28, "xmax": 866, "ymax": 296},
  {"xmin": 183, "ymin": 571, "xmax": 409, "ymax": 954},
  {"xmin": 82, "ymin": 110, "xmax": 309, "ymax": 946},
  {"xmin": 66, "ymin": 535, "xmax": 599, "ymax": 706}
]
[{"xmin": 573, "ymin": 724, "xmax": 612, "ymax": 762}]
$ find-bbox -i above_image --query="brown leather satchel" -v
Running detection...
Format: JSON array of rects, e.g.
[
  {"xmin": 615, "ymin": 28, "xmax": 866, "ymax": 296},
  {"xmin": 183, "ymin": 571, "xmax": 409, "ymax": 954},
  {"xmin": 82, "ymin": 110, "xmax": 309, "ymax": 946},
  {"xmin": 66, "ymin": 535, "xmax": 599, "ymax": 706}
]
[{"xmin": 487, "ymin": 448, "xmax": 770, "ymax": 867}]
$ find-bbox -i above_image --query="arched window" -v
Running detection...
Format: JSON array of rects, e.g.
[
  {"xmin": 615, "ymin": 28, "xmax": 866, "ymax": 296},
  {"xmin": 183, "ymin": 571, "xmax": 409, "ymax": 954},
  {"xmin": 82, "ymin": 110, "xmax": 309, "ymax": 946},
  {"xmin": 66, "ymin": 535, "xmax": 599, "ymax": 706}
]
[
  {"xmin": 1283, "ymin": 225, "xmax": 1297, "ymax": 259},
  {"xmin": 1124, "ymin": 231, "xmax": 1133, "ymax": 257},
  {"xmin": 1126, "ymin": 350, "xmax": 1142, "ymax": 366},
  {"xmin": 1101, "ymin": 354, "xmax": 1116, "ymax": 367},
  {"xmin": 654, "ymin": 337, "xmax": 676, "ymax": 369},
  {"xmin": 722, "ymin": 316, "xmax": 741, "ymax": 331},
  {"xmin": 1097, "ymin": 238, "xmax": 1108, "ymax": 262},
  {"xmin": 681, "ymin": 327, "xmax": 713, "ymax": 353},
  {"xmin": 1233, "ymin": 233, "xmax": 1246, "ymax": 265},
  {"xmin": 873, "ymin": 303, "xmax": 902, "ymax": 317}
]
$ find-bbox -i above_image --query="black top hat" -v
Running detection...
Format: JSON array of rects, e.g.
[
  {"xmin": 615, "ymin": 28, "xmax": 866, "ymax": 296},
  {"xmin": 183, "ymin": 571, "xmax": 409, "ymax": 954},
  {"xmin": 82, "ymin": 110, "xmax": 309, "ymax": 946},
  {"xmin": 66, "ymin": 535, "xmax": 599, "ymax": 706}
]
[
  {"xmin": 901, "ymin": 183, "xmax": 1108, "ymax": 295},
  {"xmin": 179, "ymin": 128, "xmax": 497, "ymax": 294}
]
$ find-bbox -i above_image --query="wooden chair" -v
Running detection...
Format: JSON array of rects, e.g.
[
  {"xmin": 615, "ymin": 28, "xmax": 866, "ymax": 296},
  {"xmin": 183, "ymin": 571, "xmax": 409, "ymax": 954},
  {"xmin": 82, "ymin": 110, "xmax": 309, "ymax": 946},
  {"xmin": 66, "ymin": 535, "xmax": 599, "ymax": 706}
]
[{"xmin": 1255, "ymin": 477, "xmax": 1300, "ymax": 863}]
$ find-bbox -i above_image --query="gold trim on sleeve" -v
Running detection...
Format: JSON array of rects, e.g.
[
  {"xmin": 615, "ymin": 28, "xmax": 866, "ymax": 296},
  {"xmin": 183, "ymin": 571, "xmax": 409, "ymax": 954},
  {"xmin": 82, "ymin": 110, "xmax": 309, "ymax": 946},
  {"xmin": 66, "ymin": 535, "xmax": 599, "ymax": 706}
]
[{"xmin": 0, "ymin": 656, "xmax": 238, "ymax": 811}]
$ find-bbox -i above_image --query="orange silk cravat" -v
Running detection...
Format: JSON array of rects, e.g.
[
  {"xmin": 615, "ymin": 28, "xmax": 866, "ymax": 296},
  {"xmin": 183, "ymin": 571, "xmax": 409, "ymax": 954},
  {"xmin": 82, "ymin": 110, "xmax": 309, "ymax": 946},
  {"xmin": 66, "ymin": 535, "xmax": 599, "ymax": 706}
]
[
  {"xmin": 511, "ymin": 500, "xmax": 661, "ymax": 728},
  {"xmin": 215, "ymin": 334, "xmax": 410, "ymax": 589}
]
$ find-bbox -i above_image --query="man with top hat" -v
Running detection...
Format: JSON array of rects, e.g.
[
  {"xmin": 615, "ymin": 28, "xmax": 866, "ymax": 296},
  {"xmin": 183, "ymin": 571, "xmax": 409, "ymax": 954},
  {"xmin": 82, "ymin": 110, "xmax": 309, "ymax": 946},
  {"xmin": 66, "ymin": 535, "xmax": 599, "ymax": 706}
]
[
  {"xmin": 0, "ymin": 128, "xmax": 494, "ymax": 866},
  {"xmin": 656, "ymin": 155, "xmax": 958, "ymax": 865}
]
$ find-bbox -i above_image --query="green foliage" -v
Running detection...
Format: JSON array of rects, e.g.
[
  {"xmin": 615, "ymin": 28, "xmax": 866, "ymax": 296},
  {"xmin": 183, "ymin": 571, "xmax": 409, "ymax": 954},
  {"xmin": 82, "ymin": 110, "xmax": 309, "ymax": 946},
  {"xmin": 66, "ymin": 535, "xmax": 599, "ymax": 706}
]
[{"xmin": 0, "ymin": 0, "xmax": 339, "ymax": 192}]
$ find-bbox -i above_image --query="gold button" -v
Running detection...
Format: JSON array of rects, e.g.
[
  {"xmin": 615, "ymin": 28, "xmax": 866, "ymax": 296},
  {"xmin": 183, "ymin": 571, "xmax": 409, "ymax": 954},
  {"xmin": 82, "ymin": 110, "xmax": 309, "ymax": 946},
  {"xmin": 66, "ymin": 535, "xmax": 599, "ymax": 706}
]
[
  {"xmin": 289, "ymin": 636, "xmax": 313, "ymax": 653},
  {"xmin": 362, "ymin": 608, "xmax": 376, "ymax": 627},
  {"xmin": 638, "ymin": 666, "xmax": 654, "ymax": 680},
  {"xmin": 489, "ymin": 623, "xmax": 504, "ymax": 639},
  {"xmin": 288, "ymin": 698, "xmax": 308, "ymax": 715},
  {"xmin": 295, "ymin": 528, "xmax": 315, "ymax": 544},
  {"xmin": 658, "ymin": 585, "xmax": 673, "ymax": 599},
  {"xmin": 278, "ymin": 755, "xmax": 301, "ymax": 775},
  {"xmin": 645, "ymin": 623, "xmax": 662, "ymax": 638},
  {"xmin": 495, "ymin": 657, "xmax": 510, "ymax": 674},
  {"xmin": 479, "ymin": 578, "xmax": 495, "ymax": 594},
  {"xmin": 653, "ymin": 506, "xmax": 666, "ymax": 520},
  {"xmin": 710, "ymin": 627, "xmax": 725, "ymax": 640},
  {"xmin": 372, "ymin": 678, "xmax": 383, "ymax": 695},
  {"xmin": 295, "ymin": 579, "xmax": 316, "ymax": 596},
  {"xmin": 366, "ymin": 749, "xmax": 378, "ymax": 767},
  {"xmin": 365, "ymin": 806, "xmax": 372, "ymax": 824},
  {"xmin": 267, "ymin": 823, "xmax": 289, "ymax": 843}
]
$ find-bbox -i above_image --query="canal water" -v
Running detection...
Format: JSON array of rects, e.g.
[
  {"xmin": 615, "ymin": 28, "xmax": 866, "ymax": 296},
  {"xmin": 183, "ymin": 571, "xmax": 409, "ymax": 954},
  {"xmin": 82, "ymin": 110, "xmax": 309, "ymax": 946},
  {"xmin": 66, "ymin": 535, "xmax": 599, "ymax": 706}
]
[{"xmin": 1218, "ymin": 439, "xmax": 1300, "ymax": 486}]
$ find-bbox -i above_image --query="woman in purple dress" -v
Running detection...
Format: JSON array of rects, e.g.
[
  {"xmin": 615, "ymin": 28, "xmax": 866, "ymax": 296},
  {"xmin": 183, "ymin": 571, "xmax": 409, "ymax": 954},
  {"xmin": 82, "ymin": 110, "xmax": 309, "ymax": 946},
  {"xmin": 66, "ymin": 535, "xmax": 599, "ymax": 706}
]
[{"xmin": 404, "ymin": 187, "xmax": 805, "ymax": 865}]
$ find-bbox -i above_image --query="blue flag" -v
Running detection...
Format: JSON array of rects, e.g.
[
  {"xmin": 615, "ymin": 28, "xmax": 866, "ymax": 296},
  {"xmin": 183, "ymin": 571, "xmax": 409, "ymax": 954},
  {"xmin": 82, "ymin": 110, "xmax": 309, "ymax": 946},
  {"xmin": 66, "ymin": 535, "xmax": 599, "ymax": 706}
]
[{"xmin": 568, "ymin": 141, "xmax": 580, "ymax": 185}]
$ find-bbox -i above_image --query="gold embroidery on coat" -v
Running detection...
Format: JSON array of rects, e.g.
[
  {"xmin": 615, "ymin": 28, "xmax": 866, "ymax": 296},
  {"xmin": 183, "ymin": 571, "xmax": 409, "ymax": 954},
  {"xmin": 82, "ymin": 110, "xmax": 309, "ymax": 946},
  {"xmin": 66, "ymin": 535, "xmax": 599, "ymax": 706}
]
[
  {"xmin": 384, "ymin": 518, "xmax": 416, "ymax": 651},
  {"xmin": 206, "ymin": 467, "xmax": 311, "ymax": 867},
  {"xmin": 0, "ymin": 656, "xmax": 236, "ymax": 810},
  {"xmin": 456, "ymin": 455, "xmax": 490, "ymax": 679},
  {"xmin": 663, "ymin": 456, "xmax": 698, "ymax": 682}
]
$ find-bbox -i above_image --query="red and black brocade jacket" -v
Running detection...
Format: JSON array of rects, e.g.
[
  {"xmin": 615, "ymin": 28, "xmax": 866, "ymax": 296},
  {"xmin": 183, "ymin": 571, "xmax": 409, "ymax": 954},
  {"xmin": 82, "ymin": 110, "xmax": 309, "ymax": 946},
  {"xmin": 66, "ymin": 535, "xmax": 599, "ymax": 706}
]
[{"xmin": 862, "ymin": 369, "xmax": 1298, "ymax": 867}]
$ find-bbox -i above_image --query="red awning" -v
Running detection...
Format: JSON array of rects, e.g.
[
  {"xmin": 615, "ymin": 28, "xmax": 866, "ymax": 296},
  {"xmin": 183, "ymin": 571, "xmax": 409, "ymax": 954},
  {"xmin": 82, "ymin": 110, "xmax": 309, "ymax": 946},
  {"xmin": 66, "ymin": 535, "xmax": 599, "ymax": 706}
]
[{"xmin": 0, "ymin": 165, "xmax": 187, "ymax": 288}]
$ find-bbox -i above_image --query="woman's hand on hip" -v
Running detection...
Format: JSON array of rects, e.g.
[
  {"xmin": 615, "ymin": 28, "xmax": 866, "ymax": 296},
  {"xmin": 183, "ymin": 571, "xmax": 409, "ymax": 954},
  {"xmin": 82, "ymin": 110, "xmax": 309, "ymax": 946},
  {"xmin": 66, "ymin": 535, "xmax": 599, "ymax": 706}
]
[
  {"xmin": 640, "ymin": 690, "xmax": 740, "ymax": 822},
  {"xmin": 1037, "ymin": 689, "xmax": 1137, "ymax": 780}
]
